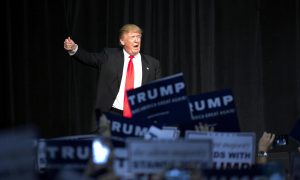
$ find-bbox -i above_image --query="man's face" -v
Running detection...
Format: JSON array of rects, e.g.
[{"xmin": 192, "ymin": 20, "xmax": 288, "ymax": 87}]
[{"xmin": 120, "ymin": 31, "xmax": 141, "ymax": 56}]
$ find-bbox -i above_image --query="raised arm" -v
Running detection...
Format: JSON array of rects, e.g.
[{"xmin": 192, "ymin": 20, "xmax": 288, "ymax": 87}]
[{"xmin": 63, "ymin": 37, "xmax": 104, "ymax": 67}]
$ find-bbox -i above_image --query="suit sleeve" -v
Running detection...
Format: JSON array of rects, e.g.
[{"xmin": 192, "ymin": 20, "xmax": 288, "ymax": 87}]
[{"xmin": 73, "ymin": 47, "xmax": 107, "ymax": 68}]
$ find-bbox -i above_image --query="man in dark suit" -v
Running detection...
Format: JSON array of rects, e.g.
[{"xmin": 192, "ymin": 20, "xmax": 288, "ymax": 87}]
[{"xmin": 64, "ymin": 24, "xmax": 161, "ymax": 118}]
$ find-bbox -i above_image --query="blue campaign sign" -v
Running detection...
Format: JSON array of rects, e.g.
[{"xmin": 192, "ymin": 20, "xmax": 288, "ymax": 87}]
[
  {"xmin": 126, "ymin": 73, "xmax": 192, "ymax": 126},
  {"xmin": 105, "ymin": 112, "xmax": 155, "ymax": 139},
  {"xmin": 39, "ymin": 139, "xmax": 93, "ymax": 169},
  {"xmin": 186, "ymin": 89, "xmax": 240, "ymax": 132}
]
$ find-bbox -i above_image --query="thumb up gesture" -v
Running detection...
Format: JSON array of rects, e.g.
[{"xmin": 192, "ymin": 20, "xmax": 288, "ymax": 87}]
[{"xmin": 64, "ymin": 37, "xmax": 77, "ymax": 51}]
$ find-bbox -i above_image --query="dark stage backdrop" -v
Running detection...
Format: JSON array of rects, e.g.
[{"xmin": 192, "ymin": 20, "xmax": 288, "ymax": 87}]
[{"xmin": 3, "ymin": 0, "xmax": 300, "ymax": 139}]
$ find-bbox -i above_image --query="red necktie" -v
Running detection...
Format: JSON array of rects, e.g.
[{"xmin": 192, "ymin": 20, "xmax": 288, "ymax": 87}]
[{"xmin": 123, "ymin": 55, "xmax": 134, "ymax": 118}]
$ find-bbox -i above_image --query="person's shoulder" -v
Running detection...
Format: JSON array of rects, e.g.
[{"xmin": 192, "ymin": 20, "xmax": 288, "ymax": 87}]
[{"xmin": 142, "ymin": 53, "xmax": 159, "ymax": 62}]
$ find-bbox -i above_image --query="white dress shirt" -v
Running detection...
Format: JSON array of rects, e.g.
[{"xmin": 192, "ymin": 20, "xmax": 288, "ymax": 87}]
[{"xmin": 112, "ymin": 49, "xmax": 142, "ymax": 110}]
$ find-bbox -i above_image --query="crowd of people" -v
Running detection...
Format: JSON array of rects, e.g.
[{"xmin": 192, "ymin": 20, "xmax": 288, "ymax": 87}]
[{"xmin": 68, "ymin": 117, "xmax": 297, "ymax": 180}]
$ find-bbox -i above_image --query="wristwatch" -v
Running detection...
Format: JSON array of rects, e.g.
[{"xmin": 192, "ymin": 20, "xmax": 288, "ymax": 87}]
[{"xmin": 257, "ymin": 151, "xmax": 268, "ymax": 157}]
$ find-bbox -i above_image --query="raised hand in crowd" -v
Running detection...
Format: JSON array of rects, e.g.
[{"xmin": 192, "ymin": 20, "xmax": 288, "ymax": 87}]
[
  {"xmin": 256, "ymin": 131, "xmax": 275, "ymax": 164},
  {"xmin": 194, "ymin": 122, "xmax": 215, "ymax": 132}
]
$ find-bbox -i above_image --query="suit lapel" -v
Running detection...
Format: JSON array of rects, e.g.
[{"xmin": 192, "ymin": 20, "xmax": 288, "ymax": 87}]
[{"xmin": 141, "ymin": 55, "xmax": 149, "ymax": 85}]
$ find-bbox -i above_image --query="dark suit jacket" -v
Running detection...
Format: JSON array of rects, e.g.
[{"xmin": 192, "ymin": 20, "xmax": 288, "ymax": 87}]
[{"xmin": 73, "ymin": 47, "xmax": 161, "ymax": 112}]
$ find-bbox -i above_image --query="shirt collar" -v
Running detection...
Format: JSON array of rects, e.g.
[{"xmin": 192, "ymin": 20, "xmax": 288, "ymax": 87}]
[{"xmin": 123, "ymin": 49, "xmax": 140, "ymax": 59}]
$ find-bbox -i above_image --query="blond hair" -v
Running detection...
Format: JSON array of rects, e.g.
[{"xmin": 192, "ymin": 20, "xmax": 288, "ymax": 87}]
[{"xmin": 119, "ymin": 24, "xmax": 143, "ymax": 38}]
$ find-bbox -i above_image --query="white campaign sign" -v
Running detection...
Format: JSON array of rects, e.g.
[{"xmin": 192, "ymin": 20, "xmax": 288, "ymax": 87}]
[
  {"xmin": 185, "ymin": 131, "xmax": 256, "ymax": 169},
  {"xmin": 144, "ymin": 126, "xmax": 180, "ymax": 140},
  {"xmin": 126, "ymin": 138, "xmax": 212, "ymax": 174}
]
